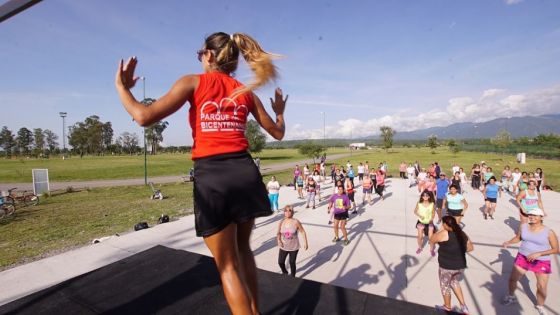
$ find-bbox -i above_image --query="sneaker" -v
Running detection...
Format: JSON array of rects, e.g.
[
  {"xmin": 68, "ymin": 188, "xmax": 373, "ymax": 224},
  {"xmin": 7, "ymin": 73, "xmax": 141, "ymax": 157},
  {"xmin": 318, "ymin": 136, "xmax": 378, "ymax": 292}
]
[
  {"xmin": 435, "ymin": 305, "xmax": 451, "ymax": 312},
  {"xmin": 344, "ymin": 239, "xmax": 350, "ymax": 246},
  {"xmin": 328, "ymin": 220, "xmax": 332, "ymax": 225},
  {"xmin": 489, "ymin": 214, "xmax": 494, "ymax": 220},
  {"xmin": 484, "ymin": 213, "xmax": 487, "ymax": 220},
  {"xmin": 306, "ymin": 205, "xmax": 309, "ymax": 209},
  {"xmin": 332, "ymin": 237, "xmax": 339, "ymax": 242},
  {"xmin": 352, "ymin": 210, "xmax": 358, "ymax": 214},
  {"xmin": 501, "ymin": 295, "xmax": 517, "ymax": 305},
  {"xmin": 416, "ymin": 248, "xmax": 422, "ymax": 254},
  {"xmin": 312, "ymin": 206, "xmax": 315, "ymax": 209},
  {"xmin": 536, "ymin": 305, "xmax": 548, "ymax": 315},
  {"xmin": 430, "ymin": 249, "xmax": 436, "ymax": 257},
  {"xmin": 460, "ymin": 304, "xmax": 470, "ymax": 314}
]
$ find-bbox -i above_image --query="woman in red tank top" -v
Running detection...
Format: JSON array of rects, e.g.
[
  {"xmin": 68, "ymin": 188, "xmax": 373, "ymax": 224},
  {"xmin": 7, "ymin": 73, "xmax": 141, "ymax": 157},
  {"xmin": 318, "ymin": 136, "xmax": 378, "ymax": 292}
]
[{"xmin": 116, "ymin": 32, "xmax": 287, "ymax": 315}]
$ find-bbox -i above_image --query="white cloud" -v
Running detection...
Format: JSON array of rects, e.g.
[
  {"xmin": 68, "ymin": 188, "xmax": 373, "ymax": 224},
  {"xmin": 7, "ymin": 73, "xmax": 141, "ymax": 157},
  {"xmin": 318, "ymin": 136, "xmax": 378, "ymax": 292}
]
[
  {"xmin": 285, "ymin": 84, "xmax": 560, "ymax": 140},
  {"xmin": 481, "ymin": 89, "xmax": 506, "ymax": 99},
  {"xmin": 504, "ymin": 0, "xmax": 523, "ymax": 5}
]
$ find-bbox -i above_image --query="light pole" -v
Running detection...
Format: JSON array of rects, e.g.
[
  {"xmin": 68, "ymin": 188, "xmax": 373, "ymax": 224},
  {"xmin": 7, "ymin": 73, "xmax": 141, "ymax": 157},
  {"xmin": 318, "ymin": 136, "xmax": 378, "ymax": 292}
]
[
  {"xmin": 141, "ymin": 76, "xmax": 148, "ymax": 186},
  {"xmin": 59, "ymin": 112, "xmax": 67, "ymax": 157}
]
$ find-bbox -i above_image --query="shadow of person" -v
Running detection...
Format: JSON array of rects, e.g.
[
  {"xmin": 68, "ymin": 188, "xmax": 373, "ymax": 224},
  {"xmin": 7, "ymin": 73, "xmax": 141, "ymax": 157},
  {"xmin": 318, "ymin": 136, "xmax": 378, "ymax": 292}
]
[
  {"xmin": 348, "ymin": 219, "xmax": 374, "ymax": 240},
  {"xmin": 253, "ymin": 237, "xmax": 278, "ymax": 256},
  {"xmin": 481, "ymin": 249, "xmax": 535, "ymax": 315},
  {"xmin": 332, "ymin": 263, "xmax": 386, "ymax": 290},
  {"xmin": 386, "ymin": 255, "xmax": 420, "ymax": 299},
  {"xmin": 508, "ymin": 198, "xmax": 519, "ymax": 208},
  {"xmin": 383, "ymin": 192, "xmax": 393, "ymax": 199},
  {"xmin": 298, "ymin": 244, "xmax": 345, "ymax": 278},
  {"xmin": 504, "ymin": 216, "xmax": 520, "ymax": 234}
]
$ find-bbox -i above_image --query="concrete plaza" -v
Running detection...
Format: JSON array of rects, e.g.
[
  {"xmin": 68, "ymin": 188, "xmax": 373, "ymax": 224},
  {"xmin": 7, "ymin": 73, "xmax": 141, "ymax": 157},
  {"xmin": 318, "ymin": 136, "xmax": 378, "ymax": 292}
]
[{"xmin": 1, "ymin": 177, "xmax": 558, "ymax": 314}]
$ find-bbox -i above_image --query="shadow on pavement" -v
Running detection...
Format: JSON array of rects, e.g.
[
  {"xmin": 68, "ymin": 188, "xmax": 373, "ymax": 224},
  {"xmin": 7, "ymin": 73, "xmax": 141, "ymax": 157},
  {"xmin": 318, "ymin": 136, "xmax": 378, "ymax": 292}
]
[
  {"xmin": 386, "ymin": 255, "xmax": 419, "ymax": 299},
  {"xmin": 298, "ymin": 244, "xmax": 344, "ymax": 278}
]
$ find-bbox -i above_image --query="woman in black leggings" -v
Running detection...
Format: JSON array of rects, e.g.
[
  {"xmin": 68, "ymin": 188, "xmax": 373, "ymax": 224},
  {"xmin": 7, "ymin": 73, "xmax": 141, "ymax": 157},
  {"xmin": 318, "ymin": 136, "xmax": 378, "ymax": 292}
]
[{"xmin": 277, "ymin": 205, "xmax": 308, "ymax": 276}]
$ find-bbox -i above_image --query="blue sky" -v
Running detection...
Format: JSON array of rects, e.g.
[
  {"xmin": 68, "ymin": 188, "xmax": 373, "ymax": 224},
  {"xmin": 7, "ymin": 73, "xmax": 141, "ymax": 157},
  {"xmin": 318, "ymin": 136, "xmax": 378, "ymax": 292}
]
[{"xmin": 1, "ymin": 0, "xmax": 560, "ymax": 146}]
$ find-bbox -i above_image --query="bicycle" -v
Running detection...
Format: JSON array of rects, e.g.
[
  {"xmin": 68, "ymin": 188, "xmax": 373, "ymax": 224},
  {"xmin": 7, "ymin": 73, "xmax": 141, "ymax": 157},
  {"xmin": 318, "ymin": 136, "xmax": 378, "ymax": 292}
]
[
  {"xmin": 0, "ymin": 194, "xmax": 16, "ymax": 220},
  {"xmin": 7, "ymin": 188, "xmax": 39, "ymax": 207}
]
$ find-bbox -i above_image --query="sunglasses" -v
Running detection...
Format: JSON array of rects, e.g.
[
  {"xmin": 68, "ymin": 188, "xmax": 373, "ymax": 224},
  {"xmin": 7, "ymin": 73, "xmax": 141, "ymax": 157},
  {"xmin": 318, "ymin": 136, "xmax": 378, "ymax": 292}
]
[
  {"xmin": 284, "ymin": 209, "xmax": 293, "ymax": 212},
  {"xmin": 197, "ymin": 49, "xmax": 208, "ymax": 62},
  {"xmin": 422, "ymin": 195, "xmax": 430, "ymax": 197}
]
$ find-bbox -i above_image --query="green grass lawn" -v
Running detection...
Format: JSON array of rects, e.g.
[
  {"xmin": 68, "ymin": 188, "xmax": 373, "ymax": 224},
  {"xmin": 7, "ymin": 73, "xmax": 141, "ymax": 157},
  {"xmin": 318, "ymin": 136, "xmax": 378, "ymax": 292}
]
[
  {"xmin": 0, "ymin": 182, "xmax": 193, "ymax": 269},
  {"xmin": 0, "ymin": 148, "xmax": 350, "ymax": 183}
]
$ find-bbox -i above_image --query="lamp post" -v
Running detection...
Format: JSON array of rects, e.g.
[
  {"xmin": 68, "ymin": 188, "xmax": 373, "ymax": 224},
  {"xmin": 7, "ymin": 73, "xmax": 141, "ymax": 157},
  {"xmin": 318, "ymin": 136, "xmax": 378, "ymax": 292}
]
[
  {"xmin": 59, "ymin": 112, "xmax": 67, "ymax": 157},
  {"xmin": 141, "ymin": 77, "xmax": 148, "ymax": 186}
]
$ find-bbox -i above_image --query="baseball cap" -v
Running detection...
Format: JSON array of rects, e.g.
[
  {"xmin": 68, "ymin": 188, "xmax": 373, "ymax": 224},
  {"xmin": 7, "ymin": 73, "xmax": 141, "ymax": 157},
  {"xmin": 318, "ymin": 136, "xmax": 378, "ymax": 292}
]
[{"xmin": 528, "ymin": 208, "xmax": 545, "ymax": 216}]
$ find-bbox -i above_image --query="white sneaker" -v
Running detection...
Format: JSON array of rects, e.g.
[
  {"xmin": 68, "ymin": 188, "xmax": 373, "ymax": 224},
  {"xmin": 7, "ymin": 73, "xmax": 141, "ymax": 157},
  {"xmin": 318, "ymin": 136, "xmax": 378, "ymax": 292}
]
[
  {"xmin": 536, "ymin": 305, "xmax": 548, "ymax": 315},
  {"xmin": 501, "ymin": 294, "xmax": 517, "ymax": 305}
]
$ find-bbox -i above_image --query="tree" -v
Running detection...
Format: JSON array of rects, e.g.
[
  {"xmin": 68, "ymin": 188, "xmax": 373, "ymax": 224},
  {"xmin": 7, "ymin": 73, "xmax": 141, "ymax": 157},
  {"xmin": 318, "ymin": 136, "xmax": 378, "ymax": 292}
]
[
  {"xmin": 33, "ymin": 128, "xmax": 45, "ymax": 157},
  {"xmin": 101, "ymin": 122, "xmax": 113, "ymax": 154},
  {"xmin": 245, "ymin": 119, "xmax": 267, "ymax": 154},
  {"xmin": 297, "ymin": 142, "xmax": 326, "ymax": 163},
  {"xmin": 68, "ymin": 115, "xmax": 113, "ymax": 156},
  {"xmin": 16, "ymin": 127, "xmax": 34, "ymax": 156},
  {"xmin": 427, "ymin": 134, "xmax": 438, "ymax": 153},
  {"xmin": 43, "ymin": 129, "xmax": 59, "ymax": 154},
  {"xmin": 492, "ymin": 129, "xmax": 512, "ymax": 149},
  {"xmin": 447, "ymin": 139, "xmax": 460, "ymax": 155},
  {"xmin": 0, "ymin": 126, "xmax": 16, "ymax": 158},
  {"xmin": 117, "ymin": 132, "xmax": 139, "ymax": 155},
  {"xmin": 379, "ymin": 126, "xmax": 395, "ymax": 152},
  {"xmin": 145, "ymin": 121, "xmax": 168, "ymax": 155}
]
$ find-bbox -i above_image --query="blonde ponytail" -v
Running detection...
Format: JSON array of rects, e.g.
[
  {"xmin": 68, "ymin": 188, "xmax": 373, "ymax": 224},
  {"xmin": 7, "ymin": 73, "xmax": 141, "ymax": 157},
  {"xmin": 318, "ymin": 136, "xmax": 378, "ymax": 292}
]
[{"xmin": 231, "ymin": 33, "xmax": 280, "ymax": 97}]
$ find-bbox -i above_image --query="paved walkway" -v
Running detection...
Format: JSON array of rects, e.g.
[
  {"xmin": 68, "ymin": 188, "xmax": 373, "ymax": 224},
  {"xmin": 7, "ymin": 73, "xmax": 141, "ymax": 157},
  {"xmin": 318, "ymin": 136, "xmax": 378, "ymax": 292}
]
[
  {"xmin": 0, "ymin": 152, "xmax": 359, "ymax": 191},
  {"xmin": 1, "ymin": 177, "xmax": 558, "ymax": 314}
]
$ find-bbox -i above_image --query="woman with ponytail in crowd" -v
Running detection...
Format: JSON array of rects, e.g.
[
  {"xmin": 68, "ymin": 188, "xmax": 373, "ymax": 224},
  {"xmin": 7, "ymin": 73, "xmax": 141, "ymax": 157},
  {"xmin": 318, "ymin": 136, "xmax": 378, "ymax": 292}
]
[
  {"xmin": 116, "ymin": 32, "xmax": 287, "ymax": 315},
  {"xmin": 430, "ymin": 216, "xmax": 474, "ymax": 314}
]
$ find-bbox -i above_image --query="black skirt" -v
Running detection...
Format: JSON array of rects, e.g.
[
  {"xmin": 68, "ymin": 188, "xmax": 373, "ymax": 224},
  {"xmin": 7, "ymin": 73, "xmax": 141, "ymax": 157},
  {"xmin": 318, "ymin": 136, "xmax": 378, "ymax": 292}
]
[{"xmin": 193, "ymin": 151, "xmax": 271, "ymax": 237}]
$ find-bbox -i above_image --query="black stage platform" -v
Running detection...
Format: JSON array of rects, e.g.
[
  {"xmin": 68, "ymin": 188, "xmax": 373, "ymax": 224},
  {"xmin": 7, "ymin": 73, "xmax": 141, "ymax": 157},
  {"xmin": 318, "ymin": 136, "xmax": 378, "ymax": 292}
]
[{"xmin": 0, "ymin": 246, "xmax": 457, "ymax": 314}]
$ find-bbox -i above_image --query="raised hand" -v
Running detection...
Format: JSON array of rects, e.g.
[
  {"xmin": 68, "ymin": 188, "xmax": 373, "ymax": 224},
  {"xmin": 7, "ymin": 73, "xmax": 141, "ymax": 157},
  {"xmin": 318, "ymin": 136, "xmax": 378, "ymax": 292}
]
[
  {"xmin": 270, "ymin": 87, "xmax": 288, "ymax": 115},
  {"xmin": 115, "ymin": 56, "xmax": 140, "ymax": 90}
]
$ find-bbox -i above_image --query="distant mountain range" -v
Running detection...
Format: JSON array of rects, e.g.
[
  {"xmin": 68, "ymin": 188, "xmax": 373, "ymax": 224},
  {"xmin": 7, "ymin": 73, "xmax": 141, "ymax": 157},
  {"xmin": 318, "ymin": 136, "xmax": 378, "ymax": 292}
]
[{"xmin": 394, "ymin": 114, "xmax": 560, "ymax": 140}]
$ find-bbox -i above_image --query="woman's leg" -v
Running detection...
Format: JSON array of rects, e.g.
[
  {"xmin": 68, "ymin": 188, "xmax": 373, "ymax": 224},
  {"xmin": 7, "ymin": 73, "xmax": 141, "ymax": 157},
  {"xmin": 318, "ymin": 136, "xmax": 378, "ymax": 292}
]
[
  {"xmin": 490, "ymin": 202, "xmax": 497, "ymax": 217},
  {"xmin": 288, "ymin": 250, "xmax": 299, "ymax": 277},
  {"xmin": 484, "ymin": 200, "xmax": 491, "ymax": 218},
  {"xmin": 278, "ymin": 249, "xmax": 289, "ymax": 274},
  {"xmin": 236, "ymin": 219, "xmax": 260, "ymax": 314},
  {"xmin": 428, "ymin": 227, "xmax": 435, "ymax": 251},
  {"xmin": 273, "ymin": 194, "xmax": 279, "ymax": 211},
  {"xmin": 450, "ymin": 271, "xmax": 466, "ymax": 306},
  {"xmin": 203, "ymin": 222, "xmax": 255, "ymax": 315},
  {"xmin": 535, "ymin": 273, "xmax": 549, "ymax": 307},
  {"xmin": 416, "ymin": 227, "xmax": 423, "ymax": 249},
  {"xmin": 508, "ymin": 265, "xmax": 528, "ymax": 296},
  {"xmin": 333, "ymin": 219, "xmax": 340, "ymax": 239},
  {"xmin": 341, "ymin": 219, "xmax": 348, "ymax": 241}
]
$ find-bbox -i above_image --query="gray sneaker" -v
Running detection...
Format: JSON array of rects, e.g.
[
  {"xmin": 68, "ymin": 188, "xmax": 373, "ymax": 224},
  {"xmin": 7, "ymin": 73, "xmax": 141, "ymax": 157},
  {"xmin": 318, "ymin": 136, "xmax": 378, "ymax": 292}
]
[{"xmin": 501, "ymin": 295, "xmax": 517, "ymax": 305}]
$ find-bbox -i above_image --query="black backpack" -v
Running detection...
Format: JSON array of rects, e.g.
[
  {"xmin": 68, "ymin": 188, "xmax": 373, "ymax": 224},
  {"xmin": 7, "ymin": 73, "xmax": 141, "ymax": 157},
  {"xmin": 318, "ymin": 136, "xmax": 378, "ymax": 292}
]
[
  {"xmin": 134, "ymin": 222, "xmax": 149, "ymax": 231},
  {"xmin": 158, "ymin": 214, "xmax": 170, "ymax": 224}
]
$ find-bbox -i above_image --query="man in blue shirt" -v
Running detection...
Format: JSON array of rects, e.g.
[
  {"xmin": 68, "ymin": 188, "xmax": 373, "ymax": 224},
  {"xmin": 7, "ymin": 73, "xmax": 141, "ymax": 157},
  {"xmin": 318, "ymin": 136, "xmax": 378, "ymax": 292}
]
[{"xmin": 435, "ymin": 173, "xmax": 450, "ymax": 223}]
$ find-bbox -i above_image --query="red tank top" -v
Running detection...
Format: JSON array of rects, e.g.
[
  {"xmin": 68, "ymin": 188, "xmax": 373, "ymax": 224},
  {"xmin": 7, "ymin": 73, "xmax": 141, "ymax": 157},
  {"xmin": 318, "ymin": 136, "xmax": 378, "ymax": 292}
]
[{"xmin": 189, "ymin": 72, "xmax": 254, "ymax": 159}]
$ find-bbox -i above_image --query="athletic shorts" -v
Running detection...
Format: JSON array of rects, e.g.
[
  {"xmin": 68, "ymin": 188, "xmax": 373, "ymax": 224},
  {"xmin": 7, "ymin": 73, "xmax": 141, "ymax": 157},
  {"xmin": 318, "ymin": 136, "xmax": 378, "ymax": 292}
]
[
  {"xmin": 514, "ymin": 253, "xmax": 551, "ymax": 274},
  {"xmin": 436, "ymin": 199, "xmax": 444, "ymax": 209},
  {"xmin": 416, "ymin": 221, "xmax": 435, "ymax": 236},
  {"xmin": 485, "ymin": 197, "xmax": 497, "ymax": 203},
  {"xmin": 193, "ymin": 151, "xmax": 271, "ymax": 237},
  {"xmin": 363, "ymin": 187, "xmax": 372, "ymax": 194},
  {"xmin": 447, "ymin": 209, "xmax": 463, "ymax": 217},
  {"xmin": 334, "ymin": 211, "xmax": 349, "ymax": 221},
  {"xmin": 358, "ymin": 173, "xmax": 364, "ymax": 181}
]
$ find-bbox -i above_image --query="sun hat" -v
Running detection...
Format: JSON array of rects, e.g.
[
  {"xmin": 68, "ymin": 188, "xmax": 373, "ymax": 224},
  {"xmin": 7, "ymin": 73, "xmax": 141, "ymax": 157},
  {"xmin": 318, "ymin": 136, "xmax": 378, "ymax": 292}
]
[{"xmin": 528, "ymin": 208, "xmax": 545, "ymax": 216}]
